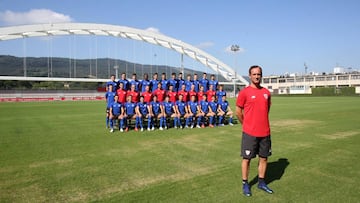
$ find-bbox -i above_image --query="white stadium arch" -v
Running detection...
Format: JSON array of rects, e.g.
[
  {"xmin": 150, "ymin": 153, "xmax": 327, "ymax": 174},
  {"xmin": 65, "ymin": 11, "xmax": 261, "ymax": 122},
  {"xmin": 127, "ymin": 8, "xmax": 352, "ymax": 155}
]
[{"xmin": 0, "ymin": 23, "xmax": 248, "ymax": 85}]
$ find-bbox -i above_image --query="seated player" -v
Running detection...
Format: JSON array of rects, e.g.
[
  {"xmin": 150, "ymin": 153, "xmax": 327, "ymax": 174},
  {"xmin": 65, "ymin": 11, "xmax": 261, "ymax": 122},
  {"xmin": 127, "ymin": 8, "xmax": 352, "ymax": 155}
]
[
  {"xmin": 186, "ymin": 95, "xmax": 201, "ymax": 128},
  {"xmin": 217, "ymin": 95, "xmax": 234, "ymax": 126},
  {"xmin": 116, "ymin": 82, "xmax": 127, "ymax": 104},
  {"xmin": 123, "ymin": 95, "xmax": 137, "ymax": 132},
  {"xmin": 208, "ymin": 95, "xmax": 219, "ymax": 127},
  {"xmin": 109, "ymin": 95, "xmax": 124, "ymax": 133},
  {"xmin": 162, "ymin": 95, "xmax": 178, "ymax": 129},
  {"xmin": 175, "ymin": 94, "xmax": 187, "ymax": 129},
  {"xmin": 105, "ymin": 84, "xmax": 116, "ymax": 128},
  {"xmin": 135, "ymin": 96, "xmax": 152, "ymax": 132},
  {"xmin": 150, "ymin": 95, "xmax": 164, "ymax": 130},
  {"xmin": 199, "ymin": 94, "xmax": 215, "ymax": 128}
]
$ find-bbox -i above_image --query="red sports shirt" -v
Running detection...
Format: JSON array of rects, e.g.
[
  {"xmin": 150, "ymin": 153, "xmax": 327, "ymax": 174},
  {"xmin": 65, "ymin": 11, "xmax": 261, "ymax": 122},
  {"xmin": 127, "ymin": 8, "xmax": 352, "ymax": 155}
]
[
  {"xmin": 197, "ymin": 91, "xmax": 205, "ymax": 102},
  {"xmin": 177, "ymin": 90, "xmax": 189, "ymax": 102},
  {"xmin": 142, "ymin": 91, "xmax": 153, "ymax": 103},
  {"xmin": 153, "ymin": 89, "xmax": 166, "ymax": 102},
  {"xmin": 127, "ymin": 90, "xmax": 139, "ymax": 103},
  {"xmin": 116, "ymin": 89, "xmax": 127, "ymax": 104},
  {"xmin": 206, "ymin": 90, "xmax": 216, "ymax": 102},
  {"xmin": 188, "ymin": 90, "xmax": 197, "ymax": 101},
  {"xmin": 236, "ymin": 86, "xmax": 271, "ymax": 137},
  {"xmin": 167, "ymin": 91, "xmax": 177, "ymax": 103}
]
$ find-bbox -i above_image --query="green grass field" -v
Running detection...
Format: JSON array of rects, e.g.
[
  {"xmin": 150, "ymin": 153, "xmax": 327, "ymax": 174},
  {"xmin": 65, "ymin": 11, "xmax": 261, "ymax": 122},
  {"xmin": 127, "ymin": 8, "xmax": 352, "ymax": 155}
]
[{"xmin": 1, "ymin": 97, "xmax": 359, "ymax": 202}]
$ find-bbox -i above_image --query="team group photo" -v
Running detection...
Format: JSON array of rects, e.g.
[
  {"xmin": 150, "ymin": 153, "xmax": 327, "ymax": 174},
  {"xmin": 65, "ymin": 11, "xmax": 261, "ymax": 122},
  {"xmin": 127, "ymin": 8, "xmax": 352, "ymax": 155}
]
[{"xmin": 105, "ymin": 72, "xmax": 234, "ymax": 132}]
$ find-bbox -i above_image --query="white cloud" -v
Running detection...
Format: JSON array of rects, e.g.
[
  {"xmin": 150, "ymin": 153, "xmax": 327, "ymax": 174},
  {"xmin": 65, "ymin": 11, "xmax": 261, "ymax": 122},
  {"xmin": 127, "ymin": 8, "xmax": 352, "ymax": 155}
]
[
  {"xmin": 145, "ymin": 27, "xmax": 161, "ymax": 34},
  {"xmin": 196, "ymin": 42, "xmax": 214, "ymax": 49},
  {"xmin": 0, "ymin": 9, "xmax": 73, "ymax": 25},
  {"xmin": 224, "ymin": 45, "xmax": 245, "ymax": 53}
]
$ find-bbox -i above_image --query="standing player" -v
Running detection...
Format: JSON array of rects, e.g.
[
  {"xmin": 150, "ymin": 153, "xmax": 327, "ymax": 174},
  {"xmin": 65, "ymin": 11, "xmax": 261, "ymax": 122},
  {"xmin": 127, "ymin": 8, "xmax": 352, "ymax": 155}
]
[
  {"xmin": 150, "ymin": 73, "xmax": 159, "ymax": 92},
  {"xmin": 150, "ymin": 95, "xmax": 164, "ymax": 130},
  {"xmin": 160, "ymin": 72, "xmax": 169, "ymax": 91},
  {"xmin": 130, "ymin": 73, "xmax": 140, "ymax": 92},
  {"xmin": 153, "ymin": 83, "xmax": 166, "ymax": 102},
  {"xmin": 167, "ymin": 85, "xmax": 177, "ymax": 104},
  {"xmin": 123, "ymin": 95, "xmax": 137, "ymax": 132},
  {"xmin": 105, "ymin": 85, "xmax": 116, "ymax": 128},
  {"xmin": 106, "ymin": 75, "xmax": 117, "ymax": 92},
  {"xmin": 236, "ymin": 65, "xmax": 273, "ymax": 196},
  {"xmin": 118, "ymin": 72, "xmax": 129, "ymax": 91},
  {"xmin": 177, "ymin": 72, "xmax": 185, "ymax": 92},
  {"xmin": 141, "ymin": 73, "xmax": 151, "ymax": 93},
  {"xmin": 200, "ymin": 72, "xmax": 209, "ymax": 92},
  {"xmin": 209, "ymin": 74, "xmax": 219, "ymax": 91},
  {"xmin": 193, "ymin": 73, "xmax": 200, "ymax": 92},
  {"xmin": 216, "ymin": 84, "xmax": 226, "ymax": 100},
  {"xmin": 135, "ymin": 96, "xmax": 152, "ymax": 131},
  {"xmin": 162, "ymin": 95, "xmax": 178, "ymax": 129},
  {"xmin": 184, "ymin": 74, "xmax": 193, "ymax": 92},
  {"xmin": 175, "ymin": 94, "xmax": 187, "ymax": 129},
  {"xmin": 109, "ymin": 95, "xmax": 124, "ymax": 133},
  {"xmin": 168, "ymin": 72, "xmax": 178, "ymax": 91},
  {"xmin": 127, "ymin": 84, "xmax": 140, "ymax": 103},
  {"xmin": 116, "ymin": 82, "xmax": 127, "ymax": 104},
  {"xmin": 217, "ymin": 95, "xmax": 234, "ymax": 126}
]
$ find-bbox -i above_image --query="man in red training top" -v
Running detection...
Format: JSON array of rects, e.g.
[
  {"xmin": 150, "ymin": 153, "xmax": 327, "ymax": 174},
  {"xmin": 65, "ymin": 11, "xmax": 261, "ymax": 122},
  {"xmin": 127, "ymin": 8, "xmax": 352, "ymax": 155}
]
[{"xmin": 236, "ymin": 65, "xmax": 273, "ymax": 197}]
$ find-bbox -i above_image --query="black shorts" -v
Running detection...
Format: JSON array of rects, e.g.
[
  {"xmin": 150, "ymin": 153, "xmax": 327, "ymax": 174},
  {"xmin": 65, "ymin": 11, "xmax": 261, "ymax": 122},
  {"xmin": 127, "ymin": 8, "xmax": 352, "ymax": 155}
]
[{"xmin": 241, "ymin": 132, "xmax": 272, "ymax": 159}]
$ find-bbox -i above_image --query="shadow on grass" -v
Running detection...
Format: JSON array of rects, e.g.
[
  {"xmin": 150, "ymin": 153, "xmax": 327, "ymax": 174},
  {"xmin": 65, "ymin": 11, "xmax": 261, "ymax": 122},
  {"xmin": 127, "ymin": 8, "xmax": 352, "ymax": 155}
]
[{"xmin": 249, "ymin": 158, "xmax": 290, "ymax": 186}]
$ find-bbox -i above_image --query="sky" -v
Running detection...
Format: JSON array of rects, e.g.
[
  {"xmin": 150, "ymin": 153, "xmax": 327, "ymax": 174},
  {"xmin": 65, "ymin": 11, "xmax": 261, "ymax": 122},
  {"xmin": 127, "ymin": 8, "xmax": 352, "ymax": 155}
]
[{"xmin": 0, "ymin": 0, "xmax": 359, "ymax": 76}]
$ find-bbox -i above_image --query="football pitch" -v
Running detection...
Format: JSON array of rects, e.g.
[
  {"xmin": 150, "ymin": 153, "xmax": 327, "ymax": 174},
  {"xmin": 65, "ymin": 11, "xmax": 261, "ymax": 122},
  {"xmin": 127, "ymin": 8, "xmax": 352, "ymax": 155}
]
[{"xmin": 0, "ymin": 96, "xmax": 359, "ymax": 202}]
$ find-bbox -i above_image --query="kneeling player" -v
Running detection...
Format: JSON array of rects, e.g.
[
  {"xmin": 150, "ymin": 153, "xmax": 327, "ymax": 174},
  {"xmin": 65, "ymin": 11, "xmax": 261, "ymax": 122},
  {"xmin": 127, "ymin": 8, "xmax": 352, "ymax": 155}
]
[
  {"xmin": 109, "ymin": 95, "xmax": 124, "ymax": 132},
  {"xmin": 217, "ymin": 95, "xmax": 234, "ymax": 126},
  {"xmin": 135, "ymin": 96, "xmax": 152, "ymax": 131}
]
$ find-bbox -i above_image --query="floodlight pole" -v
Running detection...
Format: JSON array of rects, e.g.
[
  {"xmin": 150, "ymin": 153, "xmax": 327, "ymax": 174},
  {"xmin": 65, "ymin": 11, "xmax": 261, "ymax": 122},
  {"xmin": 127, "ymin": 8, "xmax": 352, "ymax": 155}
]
[
  {"xmin": 114, "ymin": 65, "xmax": 119, "ymax": 79},
  {"xmin": 231, "ymin": 44, "xmax": 240, "ymax": 97}
]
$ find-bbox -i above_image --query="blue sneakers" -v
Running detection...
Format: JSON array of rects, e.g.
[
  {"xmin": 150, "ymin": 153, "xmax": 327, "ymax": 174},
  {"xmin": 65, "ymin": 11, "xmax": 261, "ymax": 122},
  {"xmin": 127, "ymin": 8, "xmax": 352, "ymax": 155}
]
[
  {"xmin": 258, "ymin": 182, "xmax": 274, "ymax": 194},
  {"xmin": 242, "ymin": 183, "xmax": 252, "ymax": 197}
]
